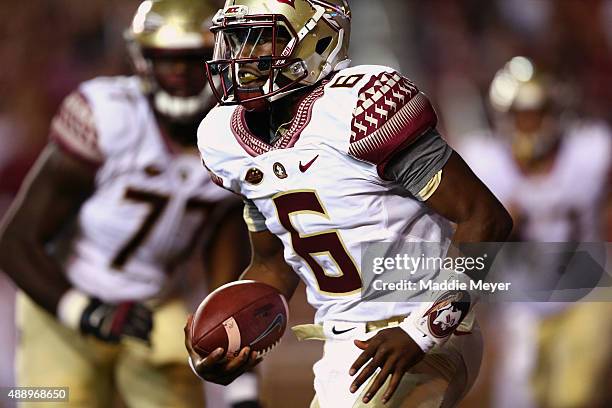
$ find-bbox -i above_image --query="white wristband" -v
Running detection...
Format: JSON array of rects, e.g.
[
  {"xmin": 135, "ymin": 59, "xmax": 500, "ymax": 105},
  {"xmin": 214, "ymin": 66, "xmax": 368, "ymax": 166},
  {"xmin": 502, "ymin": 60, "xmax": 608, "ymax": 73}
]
[
  {"xmin": 401, "ymin": 288, "xmax": 472, "ymax": 354},
  {"xmin": 57, "ymin": 289, "xmax": 90, "ymax": 330},
  {"xmin": 399, "ymin": 317, "xmax": 436, "ymax": 353}
]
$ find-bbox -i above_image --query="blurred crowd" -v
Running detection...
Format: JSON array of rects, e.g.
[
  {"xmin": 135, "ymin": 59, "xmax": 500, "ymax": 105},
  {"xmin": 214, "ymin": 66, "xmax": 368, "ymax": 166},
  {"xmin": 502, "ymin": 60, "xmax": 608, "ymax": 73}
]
[
  {"xmin": 0, "ymin": 0, "xmax": 610, "ymax": 407},
  {"xmin": 1, "ymin": 0, "xmax": 611, "ymax": 197},
  {"xmin": 0, "ymin": 0, "xmax": 139, "ymax": 201},
  {"xmin": 351, "ymin": 0, "xmax": 612, "ymax": 140},
  {"xmin": 1, "ymin": 0, "xmax": 611, "ymax": 191}
]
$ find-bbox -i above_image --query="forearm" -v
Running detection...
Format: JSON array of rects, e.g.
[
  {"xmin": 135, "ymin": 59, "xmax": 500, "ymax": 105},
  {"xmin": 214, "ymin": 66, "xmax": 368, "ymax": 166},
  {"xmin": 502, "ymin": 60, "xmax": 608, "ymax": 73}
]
[
  {"xmin": 0, "ymin": 144, "xmax": 96, "ymax": 315},
  {"xmin": 447, "ymin": 203, "xmax": 513, "ymax": 284},
  {"xmin": 241, "ymin": 229, "xmax": 300, "ymax": 301},
  {"xmin": 241, "ymin": 259, "xmax": 299, "ymax": 301},
  {"xmin": 204, "ymin": 204, "xmax": 251, "ymax": 290},
  {"xmin": 451, "ymin": 208, "xmax": 513, "ymax": 245},
  {"xmin": 400, "ymin": 152, "xmax": 512, "ymax": 351},
  {"xmin": 0, "ymin": 234, "xmax": 70, "ymax": 314}
]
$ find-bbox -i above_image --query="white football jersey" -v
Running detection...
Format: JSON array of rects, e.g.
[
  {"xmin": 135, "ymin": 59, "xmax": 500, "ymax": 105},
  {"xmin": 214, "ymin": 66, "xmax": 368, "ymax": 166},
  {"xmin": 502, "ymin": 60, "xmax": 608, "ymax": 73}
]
[
  {"xmin": 50, "ymin": 76, "xmax": 233, "ymax": 302},
  {"xmin": 459, "ymin": 123, "xmax": 611, "ymax": 242},
  {"xmin": 198, "ymin": 65, "xmax": 453, "ymax": 324}
]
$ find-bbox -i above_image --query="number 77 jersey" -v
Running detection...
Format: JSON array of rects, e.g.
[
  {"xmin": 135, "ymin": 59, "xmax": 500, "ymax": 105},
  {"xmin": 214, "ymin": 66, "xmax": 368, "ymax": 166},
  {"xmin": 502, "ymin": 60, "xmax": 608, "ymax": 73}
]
[
  {"xmin": 198, "ymin": 65, "xmax": 453, "ymax": 324},
  {"xmin": 50, "ymin": 76, "xmax": 234, "ymax": 303}
]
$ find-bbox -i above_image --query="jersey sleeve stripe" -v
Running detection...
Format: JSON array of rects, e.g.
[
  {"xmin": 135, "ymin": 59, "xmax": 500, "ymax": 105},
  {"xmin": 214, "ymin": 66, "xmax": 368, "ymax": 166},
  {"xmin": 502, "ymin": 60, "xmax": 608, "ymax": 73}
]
[
  {"xmin": 416, "ymin": 170, "xmax": 443, "ymax": 201},
  {"xmin": 349, "ymin": 92, "xmax": 436, "ymax": 168},
  {"xmin": 49, "ymin": 91, "xmax": 104, "ymax": 166},
  {"xmin": 348, "ymin": 71, "xmax": 438, "ymax": 172}
]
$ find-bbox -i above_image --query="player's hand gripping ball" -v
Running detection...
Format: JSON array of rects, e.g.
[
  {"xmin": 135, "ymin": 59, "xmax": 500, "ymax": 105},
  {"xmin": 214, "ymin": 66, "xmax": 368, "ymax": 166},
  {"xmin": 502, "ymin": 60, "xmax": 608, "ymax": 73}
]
[{"xmin": 190, "ymin": 280, "xmax": 289, "ymax": 359}]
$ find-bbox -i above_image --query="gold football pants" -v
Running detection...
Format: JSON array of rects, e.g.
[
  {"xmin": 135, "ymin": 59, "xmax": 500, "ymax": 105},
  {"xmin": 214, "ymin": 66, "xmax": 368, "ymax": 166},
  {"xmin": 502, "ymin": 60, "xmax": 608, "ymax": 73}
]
[
  {"xmin": 532, "ymin": 302, "xmax": 612, "ymax": 408},
  {"xmin": 15, "ymin": 292, "xmax": 205, "ymax": 408}
]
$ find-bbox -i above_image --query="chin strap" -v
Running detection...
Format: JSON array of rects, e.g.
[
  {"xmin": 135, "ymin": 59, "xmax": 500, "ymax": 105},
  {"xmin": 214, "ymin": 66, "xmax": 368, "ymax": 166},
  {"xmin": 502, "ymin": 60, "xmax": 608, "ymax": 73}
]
[{"xmin": 267, "ymin": 83, "xmax": 310, "ymax": 103}]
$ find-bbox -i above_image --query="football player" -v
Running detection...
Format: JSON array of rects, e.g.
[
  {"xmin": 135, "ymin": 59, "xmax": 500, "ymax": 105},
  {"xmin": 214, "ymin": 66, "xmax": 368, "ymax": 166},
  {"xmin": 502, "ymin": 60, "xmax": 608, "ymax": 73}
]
[
  {"xmin": 460, "ymin": 57, "xmax": 612, "ymax": 408},
  {"xmin": 186, "ymin": 1, "xmax": 513, "ymax": 407},
  {"xmin": 0, "ymin": 1, "xmax": 260, "ymax": 407}
]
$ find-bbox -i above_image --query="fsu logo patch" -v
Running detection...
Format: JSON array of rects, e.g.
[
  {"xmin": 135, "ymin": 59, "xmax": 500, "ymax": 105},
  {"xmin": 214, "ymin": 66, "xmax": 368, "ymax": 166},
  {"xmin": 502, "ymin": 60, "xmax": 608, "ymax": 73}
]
[
  {"xmin": 273, "ymin": 162, "xmax": 288, "ymax": 179},
  {"xmin": 277, "ymin": 0, "xmax": 296, "ymax": 8},
  {"xmin": 423, "ymin": 291, "xmax": 470, "ymax": 339}
]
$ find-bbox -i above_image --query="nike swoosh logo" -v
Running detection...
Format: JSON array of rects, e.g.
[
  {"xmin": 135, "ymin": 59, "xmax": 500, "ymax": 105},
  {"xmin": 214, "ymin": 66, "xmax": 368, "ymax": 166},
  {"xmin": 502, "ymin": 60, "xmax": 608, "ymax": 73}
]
[
  {"xmin": 331, "ymin": 326, "xmax": 356, "ymax": 335},
  {"xmin": 299, "ymin": 155, "xmax": 319, "ymax": 172},
  {"xmin": 250, "ymin": 314, "xmax": 285, "ymax": 346}
]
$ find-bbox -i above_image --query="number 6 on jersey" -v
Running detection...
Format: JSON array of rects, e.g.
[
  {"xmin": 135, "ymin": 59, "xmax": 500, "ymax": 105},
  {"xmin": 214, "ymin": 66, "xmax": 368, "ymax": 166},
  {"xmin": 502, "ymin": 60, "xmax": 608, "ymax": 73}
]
[{"xmin": 273, "ymin": 190, "xmax": 362, "ymax": 295}]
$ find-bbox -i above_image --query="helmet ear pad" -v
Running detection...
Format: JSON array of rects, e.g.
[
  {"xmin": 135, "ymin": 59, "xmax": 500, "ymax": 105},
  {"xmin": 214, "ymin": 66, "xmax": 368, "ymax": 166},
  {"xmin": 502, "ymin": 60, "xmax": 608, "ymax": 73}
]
[{"xmin": 316, "ymin": 36, "xmax": 333, "ymax": 54}]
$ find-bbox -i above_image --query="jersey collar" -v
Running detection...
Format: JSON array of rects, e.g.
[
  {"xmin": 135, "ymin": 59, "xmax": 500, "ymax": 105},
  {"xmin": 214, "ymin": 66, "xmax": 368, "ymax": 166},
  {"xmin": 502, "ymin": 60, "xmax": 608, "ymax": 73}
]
[{"xmin": 230, "ymin": 81, "xmax": 327, "ymax": 156}]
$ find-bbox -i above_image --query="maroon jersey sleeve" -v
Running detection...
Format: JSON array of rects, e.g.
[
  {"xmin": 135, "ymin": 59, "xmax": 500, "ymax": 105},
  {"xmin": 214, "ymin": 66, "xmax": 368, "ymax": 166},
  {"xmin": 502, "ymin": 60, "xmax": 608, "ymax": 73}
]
[{"xmin": 49, "ymin": 91, "xmax": 104, "ymax": 166}]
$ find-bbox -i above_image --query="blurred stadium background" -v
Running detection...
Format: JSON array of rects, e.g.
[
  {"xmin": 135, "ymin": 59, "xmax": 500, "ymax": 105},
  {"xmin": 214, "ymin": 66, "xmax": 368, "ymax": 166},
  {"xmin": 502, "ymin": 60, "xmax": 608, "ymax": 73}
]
[{"xmin": 0, "ymin": 0, "xmax": 610, "ymax": 407}]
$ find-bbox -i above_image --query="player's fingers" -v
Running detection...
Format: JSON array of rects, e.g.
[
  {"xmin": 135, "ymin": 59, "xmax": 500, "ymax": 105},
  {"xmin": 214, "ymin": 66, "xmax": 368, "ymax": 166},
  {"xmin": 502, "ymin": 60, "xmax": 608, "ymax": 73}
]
[
  {"xmin": 223, "ymin": 347, "xmax": 252, "ymax": 373},
  {"xmin": 350, "ymin": 346, "xmax": 390, "ymax": 392},
  {"xmin": 127, "ymin": 314, "xmax": 152, "ymax": 334},
  {"xmin": 349, "ymin": 339, "xmax": 380, "ymax": 375},
  {"xmin": 245, "ymin": 350, "xmax": 262, "ymax": 368},
  {"xmin": 184, "ymin": 315, "xmax": 194, "ymax": 343},
  {"xmin": 122, "ymin": 324, "xmax": 150, "ymax": 342},
  {"xmin": 354, "ymin": 339, "xmax": 369, "ymax": 350},
  {"xmin": 198, "ymin": 348, "xmax": 226, "ymax": 369},
  {"xmin": 132, "ymin": 303, "xmax": 152, "ymax": 320},
  {"xmin": 362, "ymin": 362, "xmax": 395, "ymax": 404},
  {"xmin": 382, "ymin": 369, "xmax": 405, "ymax": 404},
  {"xmin": 350, "ymin": 358, "xmax": 381, "ymax": 393},
  {"xmin": 232, "ymin": 350, "xmax": 263, "ymax": 379}
]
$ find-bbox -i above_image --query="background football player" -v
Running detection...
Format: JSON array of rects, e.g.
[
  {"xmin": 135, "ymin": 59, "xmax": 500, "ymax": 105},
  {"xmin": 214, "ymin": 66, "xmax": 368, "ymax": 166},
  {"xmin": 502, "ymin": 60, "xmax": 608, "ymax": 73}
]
[
  {"xmin": 0, "ymin": 0, "xmax": 260, "ymax": 407},
  {"xmin": 187, "ymin": 1, "xmax": 512, "ymax": 407},
  {"xmin": 459, "ymin": 56, "xmax": 612, "ymax": 408}
]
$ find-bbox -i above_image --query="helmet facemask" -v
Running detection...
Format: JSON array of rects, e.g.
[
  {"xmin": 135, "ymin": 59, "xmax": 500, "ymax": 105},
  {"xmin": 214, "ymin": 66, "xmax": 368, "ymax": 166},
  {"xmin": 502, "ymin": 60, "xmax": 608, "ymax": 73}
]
[{"xmin": 206, "ymin": 16, "xmax": 306, "ymax": 110}]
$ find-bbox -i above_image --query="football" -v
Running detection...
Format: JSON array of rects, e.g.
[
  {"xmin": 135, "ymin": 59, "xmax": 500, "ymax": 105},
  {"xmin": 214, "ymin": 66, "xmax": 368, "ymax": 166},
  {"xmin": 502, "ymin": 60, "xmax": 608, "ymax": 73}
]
[{"xmin": 190, "ymin": 280, "xmax": 289, "ymax": 359}]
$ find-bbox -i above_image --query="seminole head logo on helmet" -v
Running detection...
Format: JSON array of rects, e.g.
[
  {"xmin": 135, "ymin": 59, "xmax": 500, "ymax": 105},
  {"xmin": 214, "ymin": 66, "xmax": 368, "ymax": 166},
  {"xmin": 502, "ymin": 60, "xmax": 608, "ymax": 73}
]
[{"xmin": 205, "ymin": 0, "xmax": 351, "ymax": 111}]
